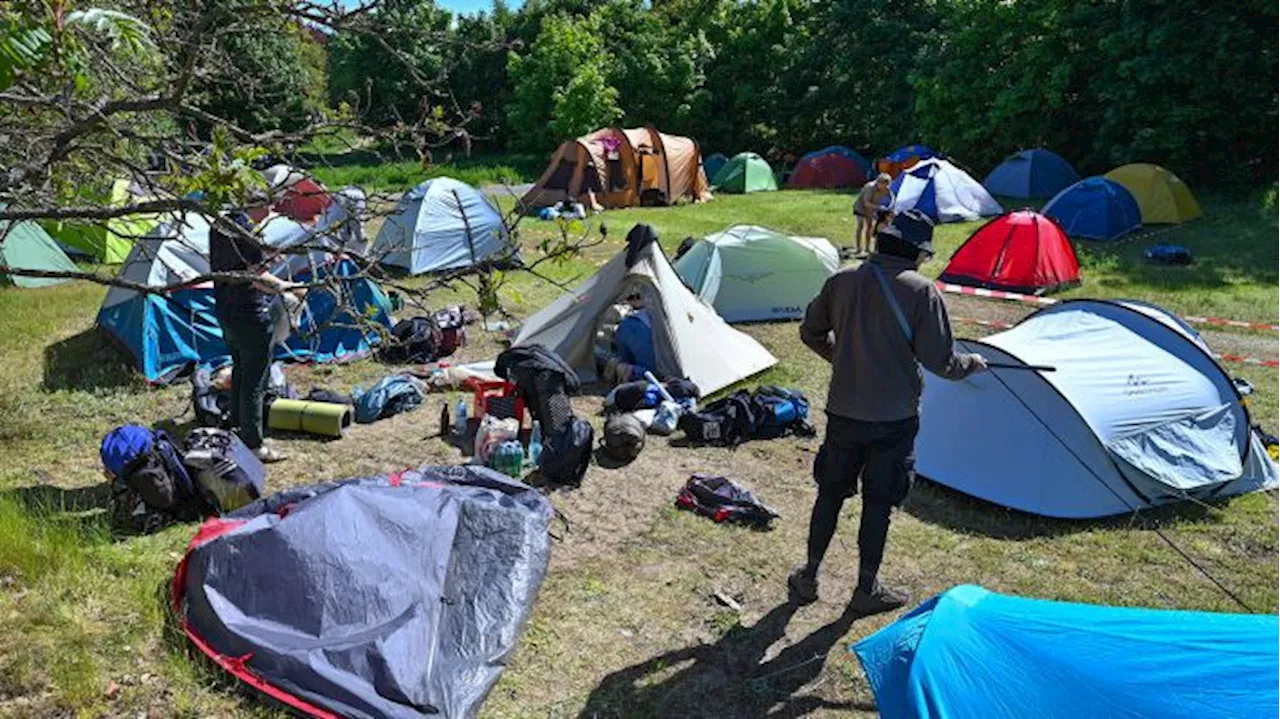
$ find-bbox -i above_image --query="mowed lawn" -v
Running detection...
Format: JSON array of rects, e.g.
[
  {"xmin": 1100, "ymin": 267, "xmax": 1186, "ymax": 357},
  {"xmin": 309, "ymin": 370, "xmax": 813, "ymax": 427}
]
[{"xmin": 0, "ymin": 187, "xmax": 1276, "ymax": 717}]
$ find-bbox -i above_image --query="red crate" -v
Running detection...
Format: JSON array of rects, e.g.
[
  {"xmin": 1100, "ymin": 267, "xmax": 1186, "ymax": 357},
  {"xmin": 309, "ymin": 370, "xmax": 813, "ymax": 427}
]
[{"xmin": 464, "ymin": 378, "xmax": 525, "ymax": 425}]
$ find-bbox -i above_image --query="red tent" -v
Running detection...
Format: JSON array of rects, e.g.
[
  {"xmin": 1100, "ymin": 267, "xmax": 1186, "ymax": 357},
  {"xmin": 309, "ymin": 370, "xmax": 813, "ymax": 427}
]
[
  {"xmin": 789, "ymin": 152, "xmax": 866, "ymax": 189},
  {"xmin": 264, "ymin": 165, "xmax": 334, "ymax": 223},
  {"xmin": 939, "ymin": 210, "xmax": 1081, "ymax": 295}
]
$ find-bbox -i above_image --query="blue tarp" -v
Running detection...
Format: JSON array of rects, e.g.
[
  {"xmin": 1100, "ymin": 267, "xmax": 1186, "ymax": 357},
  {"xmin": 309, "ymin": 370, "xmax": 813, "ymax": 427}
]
[
  {"xmin": 983, "ymin": 148, "xmax": 1080, "ymax": 198},
  {"xmin": 1042, "ymin": 177, "xmax": 1142, "ymax": 241},
  {"xmin": 854, "ymin": 585, "xmax": 1280, "ymax": 719}
]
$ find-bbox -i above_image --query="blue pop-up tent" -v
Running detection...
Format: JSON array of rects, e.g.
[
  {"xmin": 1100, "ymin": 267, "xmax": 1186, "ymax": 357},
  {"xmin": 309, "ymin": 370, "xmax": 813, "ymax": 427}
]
[
  {"xmin": 1042, "ymin": 176, "xmax": 1141, "ymax": 241},
  {"xmin": 983, "ymin": 148, "xmax": 1080, "ymax": 198},
  {"xmin": 854, "ymin": 585, "xmax": 1279, "ymax": 719},
  {"xmin": 97, "ymin": 213, "xmax": 392, "ymax": 384}
]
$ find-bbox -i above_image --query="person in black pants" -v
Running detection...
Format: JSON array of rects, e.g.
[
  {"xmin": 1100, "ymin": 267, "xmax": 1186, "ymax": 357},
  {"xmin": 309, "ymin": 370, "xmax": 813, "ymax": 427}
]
[
  {"xmin": 210, "ymin": 196, "xmax": 295, "ymax": 463},
  {"xmin": 790, "ymin": 210, "xmax": 987, "ymax": 614}
]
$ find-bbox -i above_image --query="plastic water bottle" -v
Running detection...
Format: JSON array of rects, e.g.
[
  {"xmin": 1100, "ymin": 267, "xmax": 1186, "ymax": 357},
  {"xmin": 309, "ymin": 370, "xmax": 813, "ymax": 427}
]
[
  {"xmin": 528, "ymin": 421, "xmax": 544, "ymax": 466},
  {"xmin": 454, "ymin": 399, "xmax": 468, "ymax": 437},
  {"xmin": 494, "ymin": 440, "xmax": 524, "ymax": 477}
]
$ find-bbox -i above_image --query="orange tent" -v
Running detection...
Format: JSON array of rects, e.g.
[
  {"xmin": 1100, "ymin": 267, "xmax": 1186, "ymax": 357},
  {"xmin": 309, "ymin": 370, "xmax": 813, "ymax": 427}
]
[{"xmin": 521, "ymin": 126, "xmax": 712, "ymax": 211}]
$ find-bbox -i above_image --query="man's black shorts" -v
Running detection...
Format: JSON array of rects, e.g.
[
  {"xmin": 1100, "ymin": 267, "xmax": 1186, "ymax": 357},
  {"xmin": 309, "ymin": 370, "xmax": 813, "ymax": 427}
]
[{"xmin": 812, "ymin": 413, "xmax": 919, "ymax": 506}]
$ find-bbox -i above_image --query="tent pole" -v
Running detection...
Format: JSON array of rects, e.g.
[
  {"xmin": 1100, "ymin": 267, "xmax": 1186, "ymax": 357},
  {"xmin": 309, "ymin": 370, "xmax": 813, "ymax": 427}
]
[{"xmin": 453, "ymin": 189, "xmax": 477, "ymax": 266}]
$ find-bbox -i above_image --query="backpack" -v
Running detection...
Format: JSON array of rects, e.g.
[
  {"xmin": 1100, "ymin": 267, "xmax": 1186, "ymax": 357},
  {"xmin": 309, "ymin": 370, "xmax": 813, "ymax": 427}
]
[
  {"xmin": 540, "ymin": 417, "xmax": 594, "ymax": 486},
  {"xmin": 100, "ymin": 425, "xmax": 204, "ymax": 532},
  {"xmin": 750, "ymin": 386, "xmax": 813, "ymax": 439},
  {"xmin": 382, "ymin": 317, "xmax": 442, "ymax": 364},
  {"xmin": 678, "ymin": 391, "xmax": 756, "ymax": 447},
  {"xmin": 602, "ymin": 413, "xmax": 646, "ymax": 463},
  {"xmin": 675, "ymin": 474, "xmax": 779, "ymax": 529},
  {"xmin": 1145, "ymin": 243, "xmax": 1193, "ymax": 265},
  {"xmin": 431, "ymin": 306, "xmax": 467, "ymax": 358},
  {"xmin": 182, "ymin": 428, "xmax": 266, "ymax": 513}
]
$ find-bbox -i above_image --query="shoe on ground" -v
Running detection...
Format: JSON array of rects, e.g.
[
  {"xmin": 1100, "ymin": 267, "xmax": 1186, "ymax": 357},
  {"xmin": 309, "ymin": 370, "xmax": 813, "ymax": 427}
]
[
  {"xmin": 787, "ymin": 566, "xmax": 819, "ymax": 605},
  {"xmin": 254, "ymin": 445, "xmax": 288, "ymax": 463},
  {"xmin": 849, "ymin": 583, "xmax": 909, "ymax": 616}
]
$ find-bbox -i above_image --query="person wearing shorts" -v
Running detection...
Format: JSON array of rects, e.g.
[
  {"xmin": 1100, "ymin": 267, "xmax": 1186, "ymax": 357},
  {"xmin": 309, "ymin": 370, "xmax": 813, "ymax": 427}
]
[{"xmin": 853, "ymin": 173, "xmax": 893, "ymax": 257}]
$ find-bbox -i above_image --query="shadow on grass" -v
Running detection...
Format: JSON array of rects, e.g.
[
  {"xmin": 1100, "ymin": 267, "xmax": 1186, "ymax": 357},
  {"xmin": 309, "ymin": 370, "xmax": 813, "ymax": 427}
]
[
  {"xmin": 905, "ymin": 478, "xmax": 1226, "ymax": 541},
  {"xmin": 1, "ymin": 481, "xmax": 113, "ymax": 515},
  {"xmin": 579, "ymin": 600, "xmax": 877, "ymax": 718},
  {"xmin": 42, "ymin": 327, "xmax": 137, "ymax": 392}
]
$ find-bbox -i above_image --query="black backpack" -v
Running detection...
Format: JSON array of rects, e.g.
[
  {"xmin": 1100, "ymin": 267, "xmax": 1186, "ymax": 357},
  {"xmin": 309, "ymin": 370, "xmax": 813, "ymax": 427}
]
[
  {"xmin": 678, "ymin": 391, "xmax": 756, "ymax": 447},
  {"xmin": 540, "ymin": 417, "xmax": 594, "ymax": 486},
  {"xmin": 182, "ymin": 428, "xmax": 267, "ymax": 514},
  {"xmin": 100, "ymin": 425, "xmax": 205, "ymax": 532},
  {"xmin": 381, "ymin": 316, "xmax": 442, "ymax": 364},
  {"xmin": 749, "ymin": 386, "xmax": 814, "ymax": 439},
  {"xmin": 675, "ymin": 474, "xmax": 779, "ymax": 528}
]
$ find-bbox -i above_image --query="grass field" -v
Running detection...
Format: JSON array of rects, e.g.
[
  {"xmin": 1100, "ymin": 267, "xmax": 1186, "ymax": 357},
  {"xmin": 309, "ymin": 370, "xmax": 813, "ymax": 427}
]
[{"xmin": 0, "ymin": 180, "xmax": 1275, "ymax": 717}]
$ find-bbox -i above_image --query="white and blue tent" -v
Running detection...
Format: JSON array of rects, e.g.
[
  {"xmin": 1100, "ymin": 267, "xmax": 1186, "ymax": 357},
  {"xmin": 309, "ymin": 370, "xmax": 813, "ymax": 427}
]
[
  {"xmin": 373, "ymin": 177, "xmax": 510, "ymax": 274},
  {"xmin": 887, "ymin": 158, "xmax": 1003, "ymax": 223},
  {"xmin": 97, "ymin": 212, "xmax": 392, "ymax": 384},
  {"xmin": 916, "ymin": 299, "xmax": 1278, "ymax": 518}
]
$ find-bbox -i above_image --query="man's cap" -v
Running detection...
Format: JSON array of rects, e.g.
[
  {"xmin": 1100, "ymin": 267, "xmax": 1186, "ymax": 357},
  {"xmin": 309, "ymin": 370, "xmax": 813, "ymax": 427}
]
[{"xmin": 878, "ymin": 209, "xmax": 935, "ymax": 254}]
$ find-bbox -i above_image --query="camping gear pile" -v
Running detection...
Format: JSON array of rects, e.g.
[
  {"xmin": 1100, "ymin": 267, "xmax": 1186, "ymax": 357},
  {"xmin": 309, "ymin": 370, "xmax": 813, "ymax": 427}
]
[
  {"xmin": 380, "ymin": 305, "xmax": 471, "ymax": 364},
  {"xmin": 678, "ymin": 385, "xmax": 814, "ymax": 447},
  {"xmin": 173, "ymin": 468, "xmax": 553, "ymax": 719},
  {"xmin": 492, "ymin": 344, "xmax": 593, "ymax": 486}
]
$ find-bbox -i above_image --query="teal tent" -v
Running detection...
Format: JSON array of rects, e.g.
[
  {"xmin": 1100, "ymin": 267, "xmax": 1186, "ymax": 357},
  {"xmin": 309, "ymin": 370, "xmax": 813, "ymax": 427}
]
[{"xmin": 1, "ymin": 217, "xmax": 81, "ymax": 288}]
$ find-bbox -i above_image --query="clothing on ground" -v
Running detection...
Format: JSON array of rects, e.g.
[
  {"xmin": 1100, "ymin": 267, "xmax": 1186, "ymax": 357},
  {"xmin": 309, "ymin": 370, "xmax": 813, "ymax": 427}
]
[
  {"xmin": 210, "ymin": 212, "xmax": 271, "ymax": 323},
  {"xmin": 800, "ymin": 254, "xmax": 980, "ymax": 422},
  {"xmin": 352, "ymin": 374, "xmax": 427, "ymax": 424}
]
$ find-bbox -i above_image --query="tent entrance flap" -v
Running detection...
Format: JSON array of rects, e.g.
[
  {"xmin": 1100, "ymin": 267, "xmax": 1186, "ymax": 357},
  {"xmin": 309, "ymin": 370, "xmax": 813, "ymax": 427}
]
[{"xmin": 1106, "ymin": 403, "xmax": 1245, "ymax": 497}]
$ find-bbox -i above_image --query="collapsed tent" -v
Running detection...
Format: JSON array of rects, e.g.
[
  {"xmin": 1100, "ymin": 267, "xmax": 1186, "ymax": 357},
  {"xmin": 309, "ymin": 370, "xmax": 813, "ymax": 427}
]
[
  {"xmin": 42, "ymin": 179, "xmax": 160, "ymax": 263},
  {"xmin": 788, "ymin": 149, "xmax": 867, "ymax": 189},
  {"xmin": 0, "ymin": 216, "xmax": 80, "ymax": 288},
  {"xmin": 674, "ymin": 225, "xmax": 838, "ymax": 322},
  {"xmin": 712, "ymin": 152, "xmax": 778, "ymax": 194},
  {"xmin": 887, "ymin": 158, "xmax": 1003, "ymax": 223},
  {"xmin": 97, "ymin": 212, "xmax": 392, "ymax": 383},
  {"xmin": 513, "ymin": 224, "xmax": 776, "ymax": 395},
  {"xmin": 372, "ymin": 177, "xmax": 511, "ymax": 274},
  {"xmin": 174, "ymin": 468, "xmax": 552, "ymax": 719},
  {"xmin": 854, "ymin": 584, "xmax": 1279, "ymax": 719},
  {"xmin": 917, "ymin": 299, "xmax": 1279, "ymax": 518},
  {"xmin": 522, "ymin": 126, "xmax": 711, "ymax": 210},
  {"xmin": 938, "ymin": 210, "xmax": 1080, "ymax": 295},
  {"xmin": 702, "ymin": 153, "xmax": 729, "ymax": 181},
  {"xmin": 876, "ymin": 144, "xmax": 939, "ymax": 178},
  {"xmin": 1042, "ymin": 177, "xmax": 1141, "ymax": 241},
  {"xmin": 264, "ymin": 164, "xmax": 334, "ymax": 223},
  {"xmin": 1105, "ymin": 163, "xmax": 1203, "ymax": 224},
  {"xmin": 982, "ymin": 148, "xmax": 1080, "ymax": 199}
]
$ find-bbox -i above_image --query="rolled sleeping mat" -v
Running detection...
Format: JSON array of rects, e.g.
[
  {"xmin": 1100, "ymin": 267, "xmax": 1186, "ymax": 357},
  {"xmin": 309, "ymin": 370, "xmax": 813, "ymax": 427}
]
[{"xmin": 268, "ymin": 399, "xmax": 353, "ymax": 438}]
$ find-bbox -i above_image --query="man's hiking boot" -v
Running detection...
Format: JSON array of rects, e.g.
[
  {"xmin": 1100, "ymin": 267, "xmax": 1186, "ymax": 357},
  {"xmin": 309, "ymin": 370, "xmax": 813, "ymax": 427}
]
[
  {"xmin": 787, "ymin": 566, "xmax": 819, "ymax": 605},
  {"xmin": 850, "ymin": 583, "xmax": 909, "ymax": 616}
]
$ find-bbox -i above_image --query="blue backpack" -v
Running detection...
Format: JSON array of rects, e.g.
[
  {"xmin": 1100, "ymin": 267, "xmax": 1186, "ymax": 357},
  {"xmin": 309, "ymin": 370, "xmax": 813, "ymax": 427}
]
[
  {"xmin": 101, "ymin": 425, "xmax": 203, "ymax": 531},
  {"xmin": 750, "ymin": 386, "xmax": 813, "ymax": 439}
]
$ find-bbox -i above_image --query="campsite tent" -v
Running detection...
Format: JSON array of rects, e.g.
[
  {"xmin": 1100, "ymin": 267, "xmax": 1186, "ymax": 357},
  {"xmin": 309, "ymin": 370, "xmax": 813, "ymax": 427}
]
[
  {"xmin": 712, "ymin": 152, "xmax": 778, "ymax": 194},
  {"xmin": 854, "ymin": 584, "xmax": 1279, "ymax": 719},
  {"xmin": 801, "ymin": 145, "xmax": 872, "ymax": 175},
  {"xmin": 98, "ymin": 212, "xmax": 391, "ymax": 383},
  {"xmin": 674, "ymin": 226, "xmax": 838, "ymax": 322},
  {"xmin": 938, "ymin": 210, "xmax": 1080, "ymax": 295},
  {"xmin": 788, "ymin": 149, "xmax": 867, "ymax": 189},
  {"xmin": 876, "ymin": 144, "xmax": 939, "ymax": 178},
  {"xmin": 887, "ymin": 158, "xmax": 1003, "ymax": 223},
  {"xmin": 982, "ymin": 148, "xmax": 1079, "ymax": 199},
  {"xmin": 916, "ymin": 299, "xmax": 1279, "ymax": 518},
  {"xmin": 42, "ymin": 179, "xmax": 160, "ymax": 263},
  {"xmin": 372, "ymin": 177, "xmax": 510, "ymax": 274},
  {"xmin": 703, "ymin": 153, "xmax": 729, "ymax": 180},
  {"xmin": 522, "ymin": 126, "xmax": 711, "ymax": 211},
  {"xmin": 175, "ymin": 468, "xmax": 552, "ymax": 719},
  {"xmin": 264, "ymin": 164, "xmax": 334, "ymax": 223},
  {"xmin": 513, "ymin": 224, "xmax": 776, "ymax": 395},
  {"xmin": 0, "ymin": 218, "xmax": 80, "ymax": 288},
  {"xmin": 1105, "ymin": 163, "xmax": 1202, "ymax": 224},
  {"xmin": 1042, "ymin": 177, "xmax": 1141, "ymax": 241}
]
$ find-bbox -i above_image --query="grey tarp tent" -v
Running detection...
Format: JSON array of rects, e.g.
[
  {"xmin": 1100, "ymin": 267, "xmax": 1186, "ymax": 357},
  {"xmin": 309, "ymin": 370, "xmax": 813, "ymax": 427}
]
[{"xmin": 174, "ymin": 467, "xmax": 553, "ymax": 718}]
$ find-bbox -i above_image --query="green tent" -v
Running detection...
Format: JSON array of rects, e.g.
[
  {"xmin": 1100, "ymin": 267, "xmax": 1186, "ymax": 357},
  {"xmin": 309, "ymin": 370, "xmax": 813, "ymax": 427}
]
[
  {"xmin": 41, "ymin": 180, "xmax": 158, "ymax": 264},
  {"xmin": 1, "ymin": 218, "xmax": 81, "ymax": 288},
  {"xmin": 711, "ymin": 152, "xmax": 778, "ymax": 194}
]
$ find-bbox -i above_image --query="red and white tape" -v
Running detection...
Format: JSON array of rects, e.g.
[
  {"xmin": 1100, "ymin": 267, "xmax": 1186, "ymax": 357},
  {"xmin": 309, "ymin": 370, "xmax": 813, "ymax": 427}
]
[
  {"xmin": 936, "ymin": 282, "xmax": 1280, "ymax": 332},
  {"xmin": 951, "ymin": 315, "xmax": 1279, "ymax": 369}
]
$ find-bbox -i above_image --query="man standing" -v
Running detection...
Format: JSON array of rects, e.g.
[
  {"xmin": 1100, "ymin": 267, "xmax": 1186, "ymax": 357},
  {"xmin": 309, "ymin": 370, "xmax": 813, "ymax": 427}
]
[
  {"xmin": 790, "ymin": 210, "xmax": 987, "ymax": 614},
  {"xmin": 210, "ymin": 194, "xmax": 294, "ymax": 463}
]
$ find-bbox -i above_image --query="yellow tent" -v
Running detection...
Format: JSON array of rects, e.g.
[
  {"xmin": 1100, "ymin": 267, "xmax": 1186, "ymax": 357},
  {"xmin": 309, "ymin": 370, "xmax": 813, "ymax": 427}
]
[{"xmin": 1104, "ymin": 163, "xmax": 1202, "ymax": 224}]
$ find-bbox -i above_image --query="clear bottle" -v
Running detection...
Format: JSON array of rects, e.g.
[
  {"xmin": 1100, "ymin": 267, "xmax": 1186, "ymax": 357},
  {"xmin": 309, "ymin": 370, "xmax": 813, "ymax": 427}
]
[
  {"xmin": 454, "ymin": 399, "xmax": 468, "ymax": 437},
  {"xmin": 528, "ymin": 420, "xmax": 543, "ymax": 466}
]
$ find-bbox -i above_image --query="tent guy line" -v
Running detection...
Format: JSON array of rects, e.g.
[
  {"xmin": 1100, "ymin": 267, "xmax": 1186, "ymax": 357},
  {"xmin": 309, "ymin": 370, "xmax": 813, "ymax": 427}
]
[{"xmin": 938, "ymin": 282, "xmax": 1280, "ymax": 332}]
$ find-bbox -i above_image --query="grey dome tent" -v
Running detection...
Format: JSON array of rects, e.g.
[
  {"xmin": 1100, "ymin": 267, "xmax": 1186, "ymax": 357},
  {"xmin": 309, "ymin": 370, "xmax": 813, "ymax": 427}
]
[
  {"xmin": 173, "ymin": 467, "xmax": 552, "ymax": 718},
  {"xmin": 512, "ymin": 225, "xmax": 776, "ymax": 395},
  {"xmin": 373, "ymin": 177, "xmax": 511, "ymax": 274},
  {"xmin": 916, "ymin": 300, "xmax": 1278, "ymax": 518}
]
